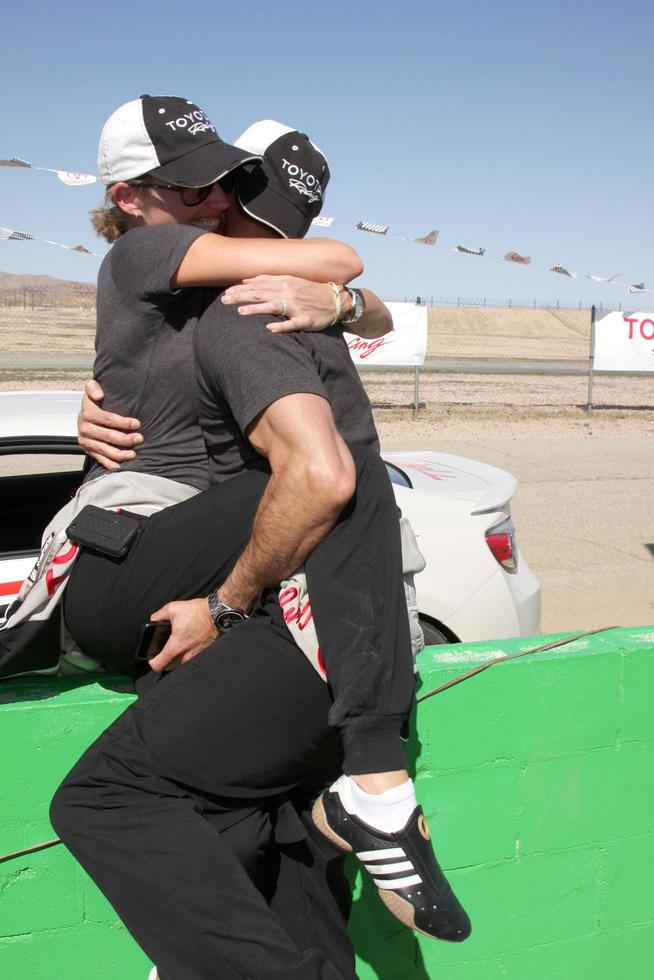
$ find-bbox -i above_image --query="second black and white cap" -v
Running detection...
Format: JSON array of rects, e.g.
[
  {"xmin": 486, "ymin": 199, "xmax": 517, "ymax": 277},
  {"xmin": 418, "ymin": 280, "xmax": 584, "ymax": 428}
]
[{"xmin": 234, "ymin": 120, "xmax": 330, "ymax": 238}]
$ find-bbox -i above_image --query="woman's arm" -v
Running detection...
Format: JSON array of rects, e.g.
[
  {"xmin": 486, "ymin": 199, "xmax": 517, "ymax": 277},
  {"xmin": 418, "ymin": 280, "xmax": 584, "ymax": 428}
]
[
  {"xmin": 173, "ymin": 234, "xmax": 363, "ymax": 289},
  {"xmin": 220, "ymin": 277, "xmax": 393, "ymax": 338}
]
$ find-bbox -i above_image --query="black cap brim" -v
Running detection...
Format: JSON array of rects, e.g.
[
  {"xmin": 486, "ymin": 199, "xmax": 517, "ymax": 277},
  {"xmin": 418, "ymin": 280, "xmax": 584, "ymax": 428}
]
[
  {"xmin": 237, "ymin": 180, "xmax": 319, "ymax": 239},
  {"xmin": 149, "ymin": 140, "xmax": 261, "ymax": 188}
]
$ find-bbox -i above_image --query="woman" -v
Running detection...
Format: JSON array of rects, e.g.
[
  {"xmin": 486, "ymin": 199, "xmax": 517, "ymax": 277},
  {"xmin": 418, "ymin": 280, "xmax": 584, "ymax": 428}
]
[{"xmin": 47, "ymin": 96, "xmax": 469, "ymax": 980}]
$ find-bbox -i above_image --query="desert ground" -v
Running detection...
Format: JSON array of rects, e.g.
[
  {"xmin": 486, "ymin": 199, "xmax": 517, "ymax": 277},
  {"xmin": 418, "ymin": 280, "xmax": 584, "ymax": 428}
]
[{"xmin": 1, "ymin": 303, "xmax": 652, "ymax": 637}]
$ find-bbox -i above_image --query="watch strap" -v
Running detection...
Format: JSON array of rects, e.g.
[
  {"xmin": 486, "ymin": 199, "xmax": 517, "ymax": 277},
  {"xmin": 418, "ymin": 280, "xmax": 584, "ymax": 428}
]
[
  {"xmin": 340, "ymin": 288, "xmax": 364, "ymax": 325},
  {"xmin": 207, "ymin": 590, "xmax": 248, "ymax": 631}
]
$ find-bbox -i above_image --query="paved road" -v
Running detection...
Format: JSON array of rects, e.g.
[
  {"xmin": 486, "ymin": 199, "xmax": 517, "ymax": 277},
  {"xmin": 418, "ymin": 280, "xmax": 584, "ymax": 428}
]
[
  {"xmin": 5, "ymin": 353, "xmax": 648, "ymax": 381},
  {"xmin": 0, "ymin": 353, "xmax": 93, "ymax": 369}
]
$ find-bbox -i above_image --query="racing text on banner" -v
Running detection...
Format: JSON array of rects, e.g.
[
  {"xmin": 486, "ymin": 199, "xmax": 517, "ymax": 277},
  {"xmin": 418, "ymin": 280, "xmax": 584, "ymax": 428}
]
[
  {"xmin": 346, "ymin": 302, "xmax": 428, "ymax": 367},
  {"xmin": 593, "ymin": 311, "xmax": 654, "ymax": 372}
]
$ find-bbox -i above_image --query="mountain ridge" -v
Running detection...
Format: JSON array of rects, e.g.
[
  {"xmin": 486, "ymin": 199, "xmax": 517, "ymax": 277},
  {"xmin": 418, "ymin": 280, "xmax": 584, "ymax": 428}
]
[{"xmin": 0, "ymin": 271, "xmax": 94, "ymax": 290}]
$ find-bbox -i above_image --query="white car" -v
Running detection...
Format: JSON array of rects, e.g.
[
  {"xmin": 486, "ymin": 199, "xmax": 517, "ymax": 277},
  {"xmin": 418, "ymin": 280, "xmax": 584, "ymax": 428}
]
[{"xmin": 0, "ymin": 391, "xmax": 541, "ymax": 644}]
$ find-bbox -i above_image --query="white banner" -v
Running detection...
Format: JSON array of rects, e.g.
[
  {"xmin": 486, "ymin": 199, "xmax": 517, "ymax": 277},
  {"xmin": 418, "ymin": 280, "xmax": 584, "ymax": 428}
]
[
  {"xmin": 594, "ymin": 311, "xmax": 654, "ymax": 371},
  {"xmin": 346, "ymin": 302, "xmax": 428, "ymax": 366}
]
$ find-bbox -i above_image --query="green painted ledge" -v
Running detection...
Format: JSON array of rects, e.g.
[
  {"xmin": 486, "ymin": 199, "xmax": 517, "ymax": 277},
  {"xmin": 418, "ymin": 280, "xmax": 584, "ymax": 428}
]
[{"xmin": 1, "ymin": 627, "xmax": 653, "ymax": 979}]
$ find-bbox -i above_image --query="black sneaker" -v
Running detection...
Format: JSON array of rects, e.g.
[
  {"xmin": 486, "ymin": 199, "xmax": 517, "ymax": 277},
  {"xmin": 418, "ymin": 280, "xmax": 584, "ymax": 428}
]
[{"xmin": 312, "ymin": 789, "xmax": 471, "ymax": 942}]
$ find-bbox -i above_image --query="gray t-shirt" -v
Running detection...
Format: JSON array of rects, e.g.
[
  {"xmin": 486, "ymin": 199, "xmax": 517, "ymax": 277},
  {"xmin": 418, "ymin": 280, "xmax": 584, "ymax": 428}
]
[
  {"xmin": 195, "ymin": 300, "xmax": 380, "ymax": 483},
  {"xmin": 87, "ymin": 224, "xmax": 214, "ymax": 491}
]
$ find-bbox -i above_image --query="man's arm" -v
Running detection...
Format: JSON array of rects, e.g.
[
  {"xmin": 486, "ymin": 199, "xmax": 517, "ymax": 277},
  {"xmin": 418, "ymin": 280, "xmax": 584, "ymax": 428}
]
[
  {"xmin": 77, "ymin": 277, "xmax": 390, "ymax": 466},
  {"xmin": 77, "ymin": 380, "xmax": 142, "ymax": 468},
  {"xmin": 148, "ymin": 392, "xmax": 356, "ymax": 671},
  {"xmin": 222, "ymin": 392, "xmax": 356, "ymax": 608}
]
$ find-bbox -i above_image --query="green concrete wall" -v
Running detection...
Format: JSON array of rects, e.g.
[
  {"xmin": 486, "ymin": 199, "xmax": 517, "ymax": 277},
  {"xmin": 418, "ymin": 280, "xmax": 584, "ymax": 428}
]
[{"xmin": 1, "ymin": 627, "xmax": 653, "ymax": 979}]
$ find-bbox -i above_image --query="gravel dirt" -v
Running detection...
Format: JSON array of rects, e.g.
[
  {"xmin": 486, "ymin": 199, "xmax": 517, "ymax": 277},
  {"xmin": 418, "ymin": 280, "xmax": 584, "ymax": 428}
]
[{"xmin": 376, "ymin": 405, "xmax": 654, "ymax": 635}]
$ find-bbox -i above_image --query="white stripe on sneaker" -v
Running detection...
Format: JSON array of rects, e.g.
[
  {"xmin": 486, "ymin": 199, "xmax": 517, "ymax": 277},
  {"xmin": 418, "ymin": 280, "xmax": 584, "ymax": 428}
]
[
  {"xmin": 356, "ymin": 847, "xmax": 406, "ymax": 861},
  {"xmin": 373, "ymin": 873, "xmax": 422, "ymax": 889},
  {"xmin": 364, "ymin": 860, "xmax": 414, "ymax": 874}
]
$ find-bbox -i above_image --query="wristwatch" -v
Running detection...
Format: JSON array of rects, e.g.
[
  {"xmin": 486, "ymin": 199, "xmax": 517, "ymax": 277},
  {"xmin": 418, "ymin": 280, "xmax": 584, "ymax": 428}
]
[
  {"xmin": 340, "ymin": 288, "xmax": 365, "ymax": 327},
  {"xmin": 207, "ymin": 590, "xmax": 248, "ymax": 632}
]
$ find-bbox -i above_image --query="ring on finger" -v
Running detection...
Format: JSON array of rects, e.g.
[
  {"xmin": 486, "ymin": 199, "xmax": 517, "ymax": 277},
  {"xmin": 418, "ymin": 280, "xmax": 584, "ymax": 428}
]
[{"xmin": 280, "ymin": 301, "xmax": 289, "ymax": 319}]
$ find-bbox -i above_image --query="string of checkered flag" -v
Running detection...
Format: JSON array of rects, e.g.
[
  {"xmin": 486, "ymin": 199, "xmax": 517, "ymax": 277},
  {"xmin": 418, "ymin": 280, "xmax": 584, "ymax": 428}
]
[
  {"xmin": 0, "ymin": 226, "xmax": 102, "ymax": 256},
  {"xmin": 0, "ymin": 154, "xmax": 647, "ymax": 293},
  {"xmin": 0, "ymin": 156, "xmax": 101, "ymax": 256},
  {"xmin": 315, "ymin": 219, "xmax": 648, "ymax": 295},
  {"xmin": 0, "ymin": 157, "xmax": 97, "ymax": 185}
]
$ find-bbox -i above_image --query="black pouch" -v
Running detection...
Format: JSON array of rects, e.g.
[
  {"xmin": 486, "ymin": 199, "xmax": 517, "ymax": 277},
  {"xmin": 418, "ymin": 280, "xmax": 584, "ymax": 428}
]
[{"xmin": 66, "ymin": 505, "xmax": 144, "ymax": 558}]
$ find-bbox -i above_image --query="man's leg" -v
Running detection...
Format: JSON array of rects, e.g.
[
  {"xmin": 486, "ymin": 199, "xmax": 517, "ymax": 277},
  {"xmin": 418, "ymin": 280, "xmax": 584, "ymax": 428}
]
[
  {"xmin": 259, "ymin": 802, "xmax": 356, "ymax": 980},
  {"xmin": 152, "ymin": 801, "xmax": 356, "ymax": 980},
  {"xmin": 51, "ymin": 608, "xmax": 349, "ymax": 979}
]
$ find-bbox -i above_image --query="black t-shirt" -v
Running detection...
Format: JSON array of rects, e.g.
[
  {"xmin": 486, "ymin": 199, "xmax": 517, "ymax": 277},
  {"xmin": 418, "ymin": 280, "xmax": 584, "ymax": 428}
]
[
  {"xmin": 195, "ymin": 300, "xmax": 380, "ymax": 483},
  {"xmin": 87, "ymin": 224, "xmax": 215, "ymax": 491}
]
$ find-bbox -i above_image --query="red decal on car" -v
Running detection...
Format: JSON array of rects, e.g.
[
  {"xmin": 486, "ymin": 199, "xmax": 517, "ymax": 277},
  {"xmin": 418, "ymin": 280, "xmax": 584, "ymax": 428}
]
[{"xmin": 0, "ymin": 579, "xmax": 23, "ymax": 597}]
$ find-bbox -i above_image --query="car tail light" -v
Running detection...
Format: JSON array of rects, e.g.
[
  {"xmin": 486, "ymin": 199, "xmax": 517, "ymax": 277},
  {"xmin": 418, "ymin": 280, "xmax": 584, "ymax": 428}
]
[{"xmin": 485, "ymin": 515, "xmax": 517, "ymax": 573}]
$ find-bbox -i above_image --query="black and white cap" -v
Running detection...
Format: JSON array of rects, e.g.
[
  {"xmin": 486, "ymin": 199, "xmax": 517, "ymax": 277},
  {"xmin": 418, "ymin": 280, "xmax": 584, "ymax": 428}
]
[
  {"xmin": 98, "ymin": 95, "xmax": 261, "ymax": 187},
  {"xmin": 234, "ymin": 120, "xmax": 330, "ymax": 238}
]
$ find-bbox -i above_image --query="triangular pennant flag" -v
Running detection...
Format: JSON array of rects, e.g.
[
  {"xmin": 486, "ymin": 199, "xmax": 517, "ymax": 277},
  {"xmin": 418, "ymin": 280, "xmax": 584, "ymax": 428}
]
[
  {"xmin": 455, "ymin": 244, "xmax": 485, "ymax": 256},
  {"xmin": 628, "ymin": 282, "xmax": 645, "ymax": 294},
  {"xmin": 413, "ymin": 229, "xmax": 438, "ymax": 245},
  {"xmin": 587, "ymin": 273, "xmax": 618, "ymax": 283},
  {"xmin": 71, "ymin": 244, "xmax": 93, "ymax": 254},
  {"xmin": 57, "ymin": 171, "xmax": 97, "ymax": 186},
  {"xmin": 504, "ymin": 251, "xmax": 531, "ymax": 265},
  {"xmin": 549, "ymin": 264, "xmax": 573, "ymax": 277},
  {"xmin": 0, "ymin": 157, "xmax": 31, "ymax": 168},
  {"xmin": 311, "ymin": 216, "xmax": 334, "ymax": 227},
  {"xmin": 0, "ymin": 226, "xmax": 35, "ymax": 241},
  {"xmin": 356, "ymin": 220, "xmax": 389, "ymax": 235}
]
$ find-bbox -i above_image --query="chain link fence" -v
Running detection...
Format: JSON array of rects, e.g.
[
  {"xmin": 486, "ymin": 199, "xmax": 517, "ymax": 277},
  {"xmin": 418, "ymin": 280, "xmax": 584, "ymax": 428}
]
[
  {"xmin": 0, "ymin": 288, "xmax": 651, "ymax": 414},
  {"xmin": 367, "ymin": 297, "xmax": 653, "ymax": 415}
]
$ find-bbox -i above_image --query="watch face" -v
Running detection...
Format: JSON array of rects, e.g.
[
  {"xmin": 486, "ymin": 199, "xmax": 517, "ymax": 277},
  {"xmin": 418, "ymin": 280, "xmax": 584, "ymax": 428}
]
[{"xmin": 216, "ymin": 610, "xmax": 246, "ymax": 631}]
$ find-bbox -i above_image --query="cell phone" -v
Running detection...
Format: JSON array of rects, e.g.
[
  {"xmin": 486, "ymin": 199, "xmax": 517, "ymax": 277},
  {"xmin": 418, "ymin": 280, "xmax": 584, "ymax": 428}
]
[
  {"xmin": 135, "ymin": 621, "xmax": 172, "ymax": 661},
  {"xmin": 66, "ymin": 505, "xmax": 143, "ymax": 558}
]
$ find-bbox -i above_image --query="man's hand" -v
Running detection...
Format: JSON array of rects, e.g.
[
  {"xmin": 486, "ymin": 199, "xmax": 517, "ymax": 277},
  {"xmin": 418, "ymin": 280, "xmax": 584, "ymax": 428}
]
[
  {"xmin": 147, "ymin": 598, "xmax": 219, "ymax": 672},
  {"xmin": 78, "ymin": 379, "xmax": 143, "ymax": 470}
]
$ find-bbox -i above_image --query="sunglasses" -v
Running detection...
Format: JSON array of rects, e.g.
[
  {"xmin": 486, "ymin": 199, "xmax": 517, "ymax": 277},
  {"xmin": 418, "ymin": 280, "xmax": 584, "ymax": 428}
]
[{"xmin": 131, "ymin": 170, "xmax": 238, "ymax": 207}]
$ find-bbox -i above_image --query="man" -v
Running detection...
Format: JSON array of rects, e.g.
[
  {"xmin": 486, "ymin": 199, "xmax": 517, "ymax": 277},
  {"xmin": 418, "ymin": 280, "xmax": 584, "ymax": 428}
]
[{"xmin": 52, "ymin": 114, "xmax": 469, "ymax": 980}]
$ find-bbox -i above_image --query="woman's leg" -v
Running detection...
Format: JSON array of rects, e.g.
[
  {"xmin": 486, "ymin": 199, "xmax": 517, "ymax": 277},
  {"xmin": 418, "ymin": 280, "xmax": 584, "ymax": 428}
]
[
  {"xmin": 63, "ymin": 467, "xmax": 270, "ymax": 671},
  {"xmin": 304, "ymin": 443, "xmax": 415, "ymax": 775},
  {"xmin": 51, "ymin": 605, "xmax": 349, "ymax": 980},
  {"xmin": 304, "ymin": 445, "xmax": 472, "ymax": 943}
]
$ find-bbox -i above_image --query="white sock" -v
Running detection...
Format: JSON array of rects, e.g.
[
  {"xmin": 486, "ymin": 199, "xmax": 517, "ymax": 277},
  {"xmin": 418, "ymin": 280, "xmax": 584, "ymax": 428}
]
[{"xmin": 330, "ymin": 774, "xmax": 418, "ymax": 833}]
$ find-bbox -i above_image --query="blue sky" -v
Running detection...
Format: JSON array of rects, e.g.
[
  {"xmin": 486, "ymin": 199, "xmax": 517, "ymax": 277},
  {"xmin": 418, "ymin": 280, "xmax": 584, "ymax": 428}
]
[{"xmin": 1, "ymin": 0, "xmax": 652, "ymax": 306}]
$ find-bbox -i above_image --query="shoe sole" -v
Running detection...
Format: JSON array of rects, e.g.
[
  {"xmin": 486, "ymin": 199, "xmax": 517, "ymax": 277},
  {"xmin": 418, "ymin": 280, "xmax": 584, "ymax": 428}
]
[
  {"xmin": 311, "ymin": 794, "xmax": 353, "ymax": 852},
  {"xmin": 312, "ymin": 794, "xmax": 464, "ymax": 943},
  {"xmin": 379, "ymin": 889, "xmax": 465, "ymax": 943}
]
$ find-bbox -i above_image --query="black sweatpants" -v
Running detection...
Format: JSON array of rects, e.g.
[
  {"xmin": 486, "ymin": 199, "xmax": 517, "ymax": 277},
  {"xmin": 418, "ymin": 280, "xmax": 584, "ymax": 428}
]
[
  {"xmin": 174, "ymin": 799, "xmax": 356, "ymax": 980},
  {"xmin": 51, "ymin": 604, "xmax": 355, "ymax": 980},
  {"xmin": 64, "ymin": 444, "xmax": 414, "ymax": 773}
]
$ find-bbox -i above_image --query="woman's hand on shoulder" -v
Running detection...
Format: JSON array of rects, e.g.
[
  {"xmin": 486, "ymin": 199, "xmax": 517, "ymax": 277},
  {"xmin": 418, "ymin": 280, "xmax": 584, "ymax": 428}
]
[
  {"xmin": 78, "ymin": 379, "xmax": 143, "ymax": 469},
  {"xmin": 220, "ymin": 275, "xmax": 339, "ymax": 333}
]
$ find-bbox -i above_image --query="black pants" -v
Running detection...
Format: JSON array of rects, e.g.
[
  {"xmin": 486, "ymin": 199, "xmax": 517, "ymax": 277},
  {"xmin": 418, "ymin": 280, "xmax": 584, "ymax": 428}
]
[
  {"xmin": 64, "ymin": 444, "xmax": 414, "ymax": 773},
  {"xmin": 54, "ymin": 445, "xmax": 414, "ymax": 975},
  {"xmin": 51, "ymin": 606, "xmax": 355, "ymax": 980}
]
